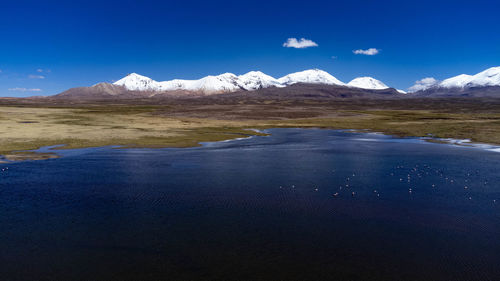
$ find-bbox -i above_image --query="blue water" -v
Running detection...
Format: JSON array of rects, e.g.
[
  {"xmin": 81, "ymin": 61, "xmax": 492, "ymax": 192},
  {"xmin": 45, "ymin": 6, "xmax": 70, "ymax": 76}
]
[{"xmin": 1, "ymin": 129, "xmax": 499, "ymax": 281}]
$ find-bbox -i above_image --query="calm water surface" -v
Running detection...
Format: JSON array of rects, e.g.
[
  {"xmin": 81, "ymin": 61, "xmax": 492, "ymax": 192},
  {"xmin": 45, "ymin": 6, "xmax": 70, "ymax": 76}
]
[{"xmin": 1, "ymin": 129, "xmax": 499, "ymax": 281}]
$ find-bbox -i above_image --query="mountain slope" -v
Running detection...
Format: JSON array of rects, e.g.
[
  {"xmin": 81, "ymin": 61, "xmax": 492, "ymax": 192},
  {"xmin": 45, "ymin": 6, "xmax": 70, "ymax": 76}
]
[
  {"xmin": 203, "ymin": 83, "xmax": 403, "ymax": 100},
  {"xmin": 54, "ymin": 82, "xmax": 200, "ymax": 99}
]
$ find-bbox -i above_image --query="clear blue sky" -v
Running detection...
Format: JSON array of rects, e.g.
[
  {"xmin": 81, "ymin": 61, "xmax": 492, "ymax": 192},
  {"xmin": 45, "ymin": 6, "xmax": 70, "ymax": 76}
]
[{"xmin": 1, "ymin": 0, "xmax": 499, "ymax": 96}]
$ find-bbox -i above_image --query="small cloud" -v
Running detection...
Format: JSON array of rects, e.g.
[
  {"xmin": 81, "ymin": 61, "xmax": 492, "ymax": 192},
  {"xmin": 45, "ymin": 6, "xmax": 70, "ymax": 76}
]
[
  {"xmin": 0, "ymin": 69, "xmax": 3, "ymax": 73},
  {"xmin": 408, "ymin": 77, "xmax": 439, "ymax": 92},
  {"xmin": 8, "ymin": 87, "xmax": 42, "ymax": 92},
  {"xmin": 353, "ymin": 48, "xmax": 380, "ymax": 55},
  {"xmin": 28, "ymin": 74, "xmax": 45, "ymax": 79},
  {"xmin": 36, "ymin": 68, "xmax": 43, "ymax": 73},
  {"xmin": 283, "ymin": 38, "xmax": 318, "ymax": 49},
  {"xmin": 331, "ymin": 56, "xmax": 338, "ymax": 60}
]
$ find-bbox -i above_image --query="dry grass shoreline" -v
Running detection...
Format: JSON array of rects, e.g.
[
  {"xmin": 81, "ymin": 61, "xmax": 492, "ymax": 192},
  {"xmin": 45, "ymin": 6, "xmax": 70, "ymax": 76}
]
[{"xmin": 1, "ymin": 99, "xmax": 499, "ymax": 161}]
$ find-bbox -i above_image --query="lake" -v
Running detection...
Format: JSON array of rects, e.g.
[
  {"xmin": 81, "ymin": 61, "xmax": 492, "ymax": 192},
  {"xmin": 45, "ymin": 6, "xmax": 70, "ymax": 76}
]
[{"xmin": 1, "ymin": 128, "xmax": 499, "ymax": 281}]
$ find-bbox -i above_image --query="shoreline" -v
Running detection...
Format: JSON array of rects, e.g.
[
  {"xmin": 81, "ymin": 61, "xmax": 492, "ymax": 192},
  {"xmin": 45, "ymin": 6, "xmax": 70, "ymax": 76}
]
[
  {"xmin": 1, "ymin": 103, "xmax": 499, "ymax": 161},
  {"xmin": 2, "ymin": 127, "xmax": 499, "ymax": 163}
]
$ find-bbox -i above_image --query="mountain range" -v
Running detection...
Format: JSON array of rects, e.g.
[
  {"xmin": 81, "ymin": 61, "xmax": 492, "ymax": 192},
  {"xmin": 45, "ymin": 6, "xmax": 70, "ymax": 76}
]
[
  {"xmin": 111, "ymin": 69, "xmax": 377, "ymax": 94},
  {"xmin": 412, "ymin": 66, "xmax": 500, "ymax": 90},
  {"xmin": 54, "ymin": 67, "xmax": 500, "ymax": 100},
  {"xmin": 408, "ymin": 66, "xmax": 500, "ymax": 96}
]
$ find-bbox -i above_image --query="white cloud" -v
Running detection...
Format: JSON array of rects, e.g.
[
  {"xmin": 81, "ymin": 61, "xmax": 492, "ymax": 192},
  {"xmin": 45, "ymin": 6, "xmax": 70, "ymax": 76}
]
[
  {"xmin": 331, "ymin": 56, "xmax": 338, "ymax": 60},
  {"xmin": 353, "ymin": 48, "xmax": 380, "ymax": 55},
  {"xmin": 408, "ymin": 77, "xmax": 439, "ymax": 92},
  {"xmin": 36, "ymin": 68, "xmax": 43, "ymax": 73},
  {"xmin": 283, "ymin": 38, "xmax": 318, "ymax": 49},
  {"xmin": 8, "ymin": 87, "xmax": 42, "ymax": 92},
  {"xmin": 28, "ymin": 74, "xmax": 45, "ymax": 79}
]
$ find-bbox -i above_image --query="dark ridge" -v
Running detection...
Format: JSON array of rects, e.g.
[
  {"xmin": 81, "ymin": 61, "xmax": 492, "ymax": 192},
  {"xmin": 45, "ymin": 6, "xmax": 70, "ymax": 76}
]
[
  {"xmin": 1, "ymin": 83, "xmax": 499, "ymax": 106},
  {"xmin": 412, "ymin": 86, "xmax": 500, "ymax": 97}
]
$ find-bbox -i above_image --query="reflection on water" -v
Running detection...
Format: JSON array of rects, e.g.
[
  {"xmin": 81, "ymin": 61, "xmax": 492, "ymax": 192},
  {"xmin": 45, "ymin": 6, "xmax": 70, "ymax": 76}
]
[{"xmin": 1, "ymin": 129, "xmax": 499, "ymax": 281}]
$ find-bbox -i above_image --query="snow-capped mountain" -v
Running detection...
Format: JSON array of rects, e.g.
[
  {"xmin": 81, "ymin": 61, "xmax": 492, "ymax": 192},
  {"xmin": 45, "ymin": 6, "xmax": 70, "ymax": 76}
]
[
  {"xmin": 347, "ymin": 77, "xmax": 389, "ymax": 90},
  {"xmin": 237, "ymin": 71, "xmax": 284, "ymax": 90},
  {"xmin": 114, "ymin": 71, "xmax": 288, "ymax": 94},
  {"xmin": 114, "ymin": 73, "xmax": 160, "ymax": 91},
  {"xmin": 471, "ymin": 66, "xmax": 500, "ymax": 87},
  {"xmin": 55, "ymin": 66, "xmax": 500, "ymax": 99},
  {"xmin": 158, "ymin": 73, "xmax": 241, "ymax": 93},
  {"xmin": 347, "ymin": 76, "xmax": 407, "ymax": 94},
  {"xmin": 409, "ymin": 66, "xmax": 500, "ymax": 92},
  {"xmin": 277, "ymin": 69, "xmax": 345, "ymax": 86},
  {"xmin": 112, "ymin": 69, "xmax": 410, "ymax": 95},
  {"xmin": 439, "ymin": 74, "xmax": 473, "ymax": 88}
]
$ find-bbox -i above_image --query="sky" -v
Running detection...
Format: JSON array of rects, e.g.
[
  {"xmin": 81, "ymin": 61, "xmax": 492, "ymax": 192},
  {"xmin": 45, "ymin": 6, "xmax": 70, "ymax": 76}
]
[{"xmin": 1, "ymin": 0, "xmax": 499, "ymax": 97}]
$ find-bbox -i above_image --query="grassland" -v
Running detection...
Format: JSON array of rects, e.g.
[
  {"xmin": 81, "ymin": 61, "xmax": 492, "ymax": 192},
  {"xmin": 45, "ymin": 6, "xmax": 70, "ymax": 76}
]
[{"xmin": 0, "ymin": 99, "xmax": 499, "ymax": 161}]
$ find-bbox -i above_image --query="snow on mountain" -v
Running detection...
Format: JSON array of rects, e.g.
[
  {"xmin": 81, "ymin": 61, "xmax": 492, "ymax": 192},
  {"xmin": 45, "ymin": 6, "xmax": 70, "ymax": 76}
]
[
  {"xmin": 112, "ymin": 70, "xmax": 406, "ymax": 95},
  {"xmin": 439, "ymin": 74, "xmax": 473, "ymax": 88},
  {"xmin": 347, "ymin": 77, "xmax": 389, "ymax": 90},
  {"xmin": 114, "ymin": 73, "xmax": 242, "ymax": 94},
  {"xmin": 110, "ymin": 66, "xmax": 500, "ymax": 95},
  {"xmin": 441, "ymin": 67, "xmax": 500, "ymax": 88},
  {"xmin": 237, "ymin": 71, "xmax": 284, "ymax": 90},
  {"xmin": 278, "ymin": 69, "xmax": 345, "ymax": 86},
  {"xmin": 193, "ymin": 74, "xmax": 242, "ymax": 93},
  {"xmin": 409, "ymin": 66, "xmax": 500, "ymax": 92},
  {"xmin": 466, "ymin": 66, "xmax": 500, "ymax": 87},
  {"xmin": 158, "ymin": 73, "xmax": 241, "ymax": 93},
  {"xmin": 114, "ymin": 69, "xmax": 344, "ymax": 94},
  {"xmin": 113, "ymin": 73, "xmax": 160, "ymax": 91}
]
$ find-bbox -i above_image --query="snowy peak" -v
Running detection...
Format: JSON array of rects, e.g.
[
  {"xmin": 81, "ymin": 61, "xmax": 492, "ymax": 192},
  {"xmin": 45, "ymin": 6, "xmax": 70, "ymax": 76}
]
[
  {"xmin": 440, "ymin": 74, "xmax": 473, "ymax": 88},
  {"xmin": 439, "ymin": 67, "xmax": 500, "ymax": 89},
  {"xmin": 112, "ymin": 69, "xmax": 407, "ymax": 95},
  {"xmin": 468, "ymin": 66, "xmax": 500, "ymax": 87},
  {"xmin": 278, "ymin": 69, "xmax": 345, "ymax": 86},
  {"xmin": 114, "ymin": 70, "xmax": 339, "ymax": 94},
  {"xmin": 237, "ymin": 71, "xmax": 283, "ymax": 90},
  {"xmin": 193, "ymin": 73, "xmax": 242, "ymax": 93},
  {"xmin": 157, "ymin": 73, "xmax": 241, "ymax": 93},
  {"xmin": 348, "ymin": 76, "xmax": 406, "ymax": 94},
  {"xmin": 347, "ymin": 77, "xmax": 389, "ymax": 90},
  {"xmin": 113, "ymin": 73, "xmax": 159, "ymax": 91},
  {"xmin": 410, "ymin": 66, "xmax": 500, "ymax": 92}
]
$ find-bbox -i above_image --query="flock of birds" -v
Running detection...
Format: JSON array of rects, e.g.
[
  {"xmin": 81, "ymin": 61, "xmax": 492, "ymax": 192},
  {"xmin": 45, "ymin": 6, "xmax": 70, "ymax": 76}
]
[
  {"xmin": 1, "ymin": 162, "xmax": 498, "ymax": 204},
  {"xmin": 278, "ymin": 163, "xmax": 498, "ymax": 204}
]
